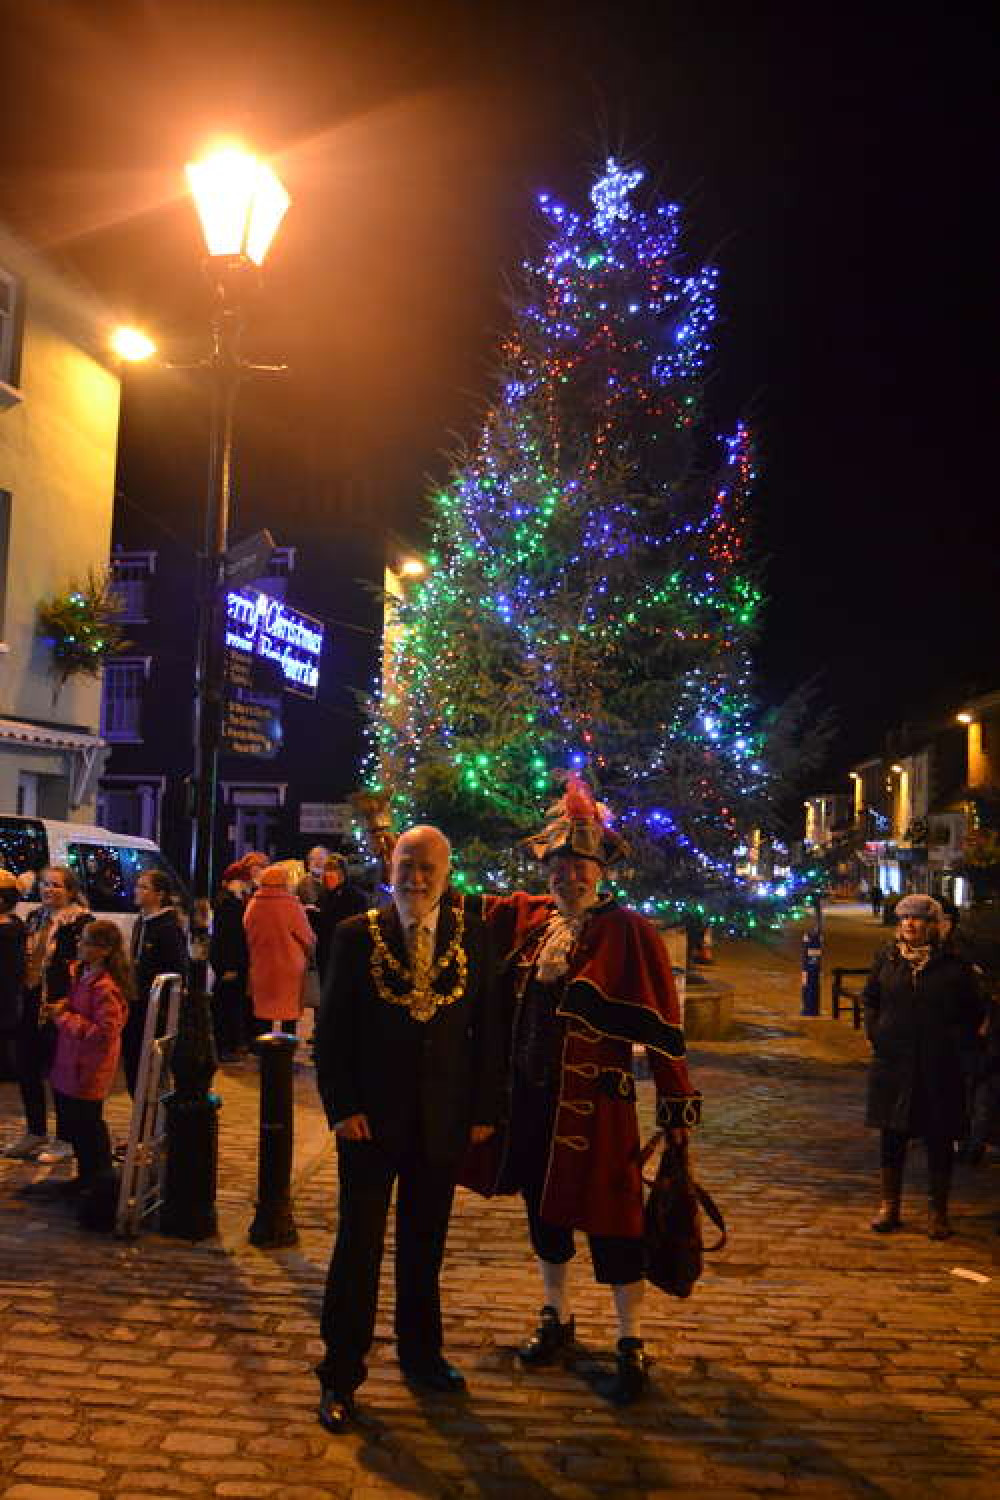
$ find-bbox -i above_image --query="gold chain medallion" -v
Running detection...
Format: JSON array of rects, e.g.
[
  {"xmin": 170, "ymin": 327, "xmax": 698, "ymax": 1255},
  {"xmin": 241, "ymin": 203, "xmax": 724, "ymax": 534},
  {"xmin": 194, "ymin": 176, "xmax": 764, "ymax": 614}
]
[{"xmin": 367, "ymin": 901, "xmax": 468, "ymax": 1022}]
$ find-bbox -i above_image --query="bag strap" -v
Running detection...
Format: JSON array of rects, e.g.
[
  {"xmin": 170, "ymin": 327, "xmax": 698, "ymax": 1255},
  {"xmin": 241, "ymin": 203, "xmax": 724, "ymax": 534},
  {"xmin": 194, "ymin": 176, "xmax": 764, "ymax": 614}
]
[
  {"xmin": 692, "ymin": 1181, "xmax": 727, "ymax": 1252},
  {"xmin": 638, "ymin": 1130, "xmax": 663, "ymax": 1174},
  {"xmin": 640, "ymin": 1131, "xmax": 727, "ymax": 1252}
]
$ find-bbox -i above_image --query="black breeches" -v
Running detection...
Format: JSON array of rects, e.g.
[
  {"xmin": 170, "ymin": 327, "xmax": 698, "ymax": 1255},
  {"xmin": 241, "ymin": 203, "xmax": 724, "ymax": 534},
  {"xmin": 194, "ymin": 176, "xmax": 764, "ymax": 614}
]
[
  {"xmin": 512, "ymin": 1081, "xmax": 644, "ymax": 1286},
  {"xmin": 522, "ymin": 1168, "xmax": 645, "ymax": 1285}
]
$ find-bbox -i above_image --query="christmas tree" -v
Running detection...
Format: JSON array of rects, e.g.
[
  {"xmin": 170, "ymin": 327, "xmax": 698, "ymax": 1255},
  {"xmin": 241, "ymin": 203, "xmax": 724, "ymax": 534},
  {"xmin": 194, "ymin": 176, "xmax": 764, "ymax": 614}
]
[{"xmin": 369, "ymin": 159, "xmax": 813, "ymax": 927}]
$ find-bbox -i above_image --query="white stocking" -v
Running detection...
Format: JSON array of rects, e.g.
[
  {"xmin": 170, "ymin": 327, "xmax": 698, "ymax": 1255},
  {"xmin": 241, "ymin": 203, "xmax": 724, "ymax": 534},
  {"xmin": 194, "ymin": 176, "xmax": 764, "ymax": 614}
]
[
  {"xmin": 539, "ymin": 1258, "xmax": 571, "ymax": 1321},
  {"xmin": 612, "ymin": 1280, "xmax": 644, "ymax": 1342}
]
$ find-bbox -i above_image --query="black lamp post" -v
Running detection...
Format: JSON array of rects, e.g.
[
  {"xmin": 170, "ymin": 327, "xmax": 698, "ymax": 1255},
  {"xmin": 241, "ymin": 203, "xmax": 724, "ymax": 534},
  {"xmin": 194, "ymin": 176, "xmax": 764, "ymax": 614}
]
[{"xmin": 160, "ymin": 145, "xmax": 290, "ymax": 1241}]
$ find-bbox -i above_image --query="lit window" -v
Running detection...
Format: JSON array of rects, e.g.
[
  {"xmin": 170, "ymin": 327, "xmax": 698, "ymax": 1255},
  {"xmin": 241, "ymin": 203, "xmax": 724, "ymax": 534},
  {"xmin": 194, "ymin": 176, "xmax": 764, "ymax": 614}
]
[
  {"xmin": 1, "ymin": 268, "xmax": 24, "ymax": 398},
  {"xmin": 110, "ymin": 550, "xmax": 156, "ymax": 623},
  {"xmin": 100, "ymin": 658, "xmax": 150, "ymax": 742}
]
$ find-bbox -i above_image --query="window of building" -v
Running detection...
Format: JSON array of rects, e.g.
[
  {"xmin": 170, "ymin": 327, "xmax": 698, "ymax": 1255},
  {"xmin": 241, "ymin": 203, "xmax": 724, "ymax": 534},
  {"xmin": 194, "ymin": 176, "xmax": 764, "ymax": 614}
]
[
  {"xmin": 110, "ymin": 549, "xmax": 157, "ymax": 623},
  {"xmin": 0, "ymin": 489, "xmax": 11, "ymax": 639},
  {"xmin": 220, "ymin": 781, "xmax": 287, "ymax": 861},
  {"xmin": 100, "ymin": 657, "xmax": 150, "ymax": 742},
  {"xmin": 16, "ymin": 772, "xmax": 40, "ymax": 817},
  {"xmin": 97, "ymin": 776, "xmax": 164, "ymax": 844},
  {"xmin": 0, "ymin": 268, "xmax": 24, "ymax": 397}
]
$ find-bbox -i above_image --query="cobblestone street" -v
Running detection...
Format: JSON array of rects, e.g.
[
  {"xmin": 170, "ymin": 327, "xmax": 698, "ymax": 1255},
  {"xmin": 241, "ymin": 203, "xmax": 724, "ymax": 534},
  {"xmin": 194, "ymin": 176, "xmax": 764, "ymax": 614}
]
[{"xmin": 1, "ymin": 906, "xmax": 998, "ymax": 1499}]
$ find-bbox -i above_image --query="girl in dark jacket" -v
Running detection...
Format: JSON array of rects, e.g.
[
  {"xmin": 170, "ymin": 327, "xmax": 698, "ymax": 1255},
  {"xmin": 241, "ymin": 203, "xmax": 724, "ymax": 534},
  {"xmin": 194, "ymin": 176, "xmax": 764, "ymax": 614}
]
[
  {"xmin": 864, "ymin": 893, "xmax": 988, "ymax": 1238},
  {"xmin": 123, "ymin": 869, "xmax": 189, "ymax": 1097}
]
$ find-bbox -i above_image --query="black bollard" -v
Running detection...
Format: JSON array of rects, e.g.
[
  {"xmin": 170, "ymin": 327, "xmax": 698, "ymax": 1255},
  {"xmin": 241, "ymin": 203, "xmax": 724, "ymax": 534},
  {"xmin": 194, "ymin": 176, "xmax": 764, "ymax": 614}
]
[
  {"xmin": 161, "ymin": 984, "xmax": 221, "ymax": 1240},
  {"xmin": 248, "ymin": 1032, "xmax": 299, "ymax": 1248}
]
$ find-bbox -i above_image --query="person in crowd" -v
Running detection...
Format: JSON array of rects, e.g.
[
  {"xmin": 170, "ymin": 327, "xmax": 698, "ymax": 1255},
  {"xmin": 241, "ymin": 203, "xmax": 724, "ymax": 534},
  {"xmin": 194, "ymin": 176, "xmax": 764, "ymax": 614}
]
[
  {"xmin": 937, "ymin": 896, "xmax": 998, "ymax": 1166},
  {"xmin": 242, "ymin": 851, "xmax": 272, "ymax": 889},
  {"xmin": 968, "ymin": 989, "xmax": 1000, "ymax": 1171},
  {"xmin": 123, "ymin": 870, "xmax": 189, "ymax": 1097},
  {"xmin": 1, "ymin": 866, "xmax": 91, "ymax": 1163},
  {"xmin": 312, "ymin": 855, "xmax": 369, "ymax": 985},
  {"xmin": 210, "ymin": 861, "xmax": 252, "ymax": 1062},
  {"xmin": 34, "ymin": 919, "xmax": 130, "ymax": 1215},
  {"xmin": 244, "ymin": 864, "xmax": 315, "ymax": 1035},
  {"xmin": 0, "ymin": 870, "xmax": 27, "ymax": 1097},
  {"xmin": 864, "ymin": 893, "xmax": 988, "ymax": 1239},
  {"xmin": 297, "ymin": 846, "xmax": 332, "ymax": 908},
  {"xmin": 313, "ymin": 825, "xmax": 502, "ymax": 1434},
  {"xmin": 870, "ymin": 883, "xmax": 884, "ymax": 919},
  {"xmin": 462, "ymin": 777, "xmax": 700, "ymax": 1405}
]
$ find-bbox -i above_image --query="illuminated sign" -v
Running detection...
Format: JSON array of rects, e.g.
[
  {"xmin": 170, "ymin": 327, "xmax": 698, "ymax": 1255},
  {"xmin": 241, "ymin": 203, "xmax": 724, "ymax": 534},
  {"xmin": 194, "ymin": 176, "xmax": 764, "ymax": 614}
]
[{"xmin": 224, "ymin": 588, "xmax": 324, "ymax": 699}]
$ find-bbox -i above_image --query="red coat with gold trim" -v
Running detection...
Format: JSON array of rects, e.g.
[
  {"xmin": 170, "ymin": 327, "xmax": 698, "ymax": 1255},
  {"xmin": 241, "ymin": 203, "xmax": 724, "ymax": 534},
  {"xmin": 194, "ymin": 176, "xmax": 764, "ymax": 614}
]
[{"xmin": 461, "ymin": 893, "xmax": 700, "ymax": 1238}]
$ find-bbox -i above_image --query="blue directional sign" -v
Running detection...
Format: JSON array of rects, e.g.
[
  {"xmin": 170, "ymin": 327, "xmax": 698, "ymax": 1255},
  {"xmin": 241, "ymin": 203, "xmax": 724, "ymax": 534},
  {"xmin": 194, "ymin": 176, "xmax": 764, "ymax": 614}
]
[{"xmin": 224, "ymin": 587, "xmax": 324, "ymax": 699}]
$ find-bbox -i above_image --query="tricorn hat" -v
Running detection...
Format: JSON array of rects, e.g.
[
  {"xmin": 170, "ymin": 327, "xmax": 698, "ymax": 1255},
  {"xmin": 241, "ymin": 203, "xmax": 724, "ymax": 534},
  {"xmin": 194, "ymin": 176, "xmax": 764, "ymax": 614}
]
[{"xmin": 524, "ymin": 774, "xmax": 629, "ymax": 866}]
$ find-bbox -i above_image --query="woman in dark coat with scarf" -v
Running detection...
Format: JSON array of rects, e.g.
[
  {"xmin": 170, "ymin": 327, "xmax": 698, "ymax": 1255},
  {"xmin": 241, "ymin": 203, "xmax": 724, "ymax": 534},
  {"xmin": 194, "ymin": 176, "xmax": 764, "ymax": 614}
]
[{"xmin": 864, "ymin": 893, "xmax": 987, "ymax": 1239}]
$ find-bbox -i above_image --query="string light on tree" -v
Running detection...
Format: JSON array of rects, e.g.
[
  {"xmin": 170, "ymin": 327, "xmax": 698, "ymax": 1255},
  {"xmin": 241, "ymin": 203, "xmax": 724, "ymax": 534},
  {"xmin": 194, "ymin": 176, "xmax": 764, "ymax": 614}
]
[{"xmin": 365, "ymin": 158, "xmax": 814, "ymax": 929}]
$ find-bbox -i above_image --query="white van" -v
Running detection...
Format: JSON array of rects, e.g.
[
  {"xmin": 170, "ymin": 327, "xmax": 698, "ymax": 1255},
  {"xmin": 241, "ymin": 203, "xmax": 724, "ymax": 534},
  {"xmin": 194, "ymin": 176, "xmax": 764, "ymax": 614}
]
[{"xmin": 0, "ymin": 814, "xmax": 186, "ymax": 936}]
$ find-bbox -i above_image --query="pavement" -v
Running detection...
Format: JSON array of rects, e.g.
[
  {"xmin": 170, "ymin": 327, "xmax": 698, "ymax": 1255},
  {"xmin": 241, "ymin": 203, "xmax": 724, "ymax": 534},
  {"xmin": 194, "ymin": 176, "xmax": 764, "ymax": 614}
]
[{"xmin": 1, "ymin": 902, "xmax": 998, "ymax": 1500}]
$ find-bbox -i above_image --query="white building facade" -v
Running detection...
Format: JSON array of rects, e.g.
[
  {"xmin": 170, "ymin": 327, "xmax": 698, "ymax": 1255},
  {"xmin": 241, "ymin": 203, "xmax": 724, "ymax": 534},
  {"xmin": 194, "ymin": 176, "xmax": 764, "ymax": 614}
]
[{"xmin": 0, "ymin": 223, "xmax": 120, "ymax": 822}]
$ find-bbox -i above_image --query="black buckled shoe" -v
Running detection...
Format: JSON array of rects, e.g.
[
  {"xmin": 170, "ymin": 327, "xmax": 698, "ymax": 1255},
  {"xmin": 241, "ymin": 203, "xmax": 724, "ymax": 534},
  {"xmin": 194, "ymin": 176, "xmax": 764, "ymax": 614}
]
[
  {"xmin": 400, "ymin": 1356, "xmax": 467, "ymax": 1394},
  {"xmin": 606, "ymin": 1337, "xmax": 648, "ymax": 1405},
  {"xmin": 318, "ymin": 1388, "xmax": 357, "ymax": 1434},
  {"xmin": 517, "ymin": 1305, "xmax": 575, "ymax": 1367}
]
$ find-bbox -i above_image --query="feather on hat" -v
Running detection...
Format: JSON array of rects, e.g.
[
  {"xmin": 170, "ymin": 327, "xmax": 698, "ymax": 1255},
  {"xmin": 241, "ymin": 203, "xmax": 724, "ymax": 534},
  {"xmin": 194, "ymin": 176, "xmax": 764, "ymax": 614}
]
[{"xmin": 524, "ymin": 774, "xmax": 629, "ymax": 865}]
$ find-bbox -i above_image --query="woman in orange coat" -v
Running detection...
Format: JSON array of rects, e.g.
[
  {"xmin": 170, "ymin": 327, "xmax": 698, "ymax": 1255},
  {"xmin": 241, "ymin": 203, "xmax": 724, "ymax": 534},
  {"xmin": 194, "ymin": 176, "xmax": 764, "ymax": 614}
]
[{"xmin": 243, "ymin": 866, "xmax": 315, "ymax": 1032}]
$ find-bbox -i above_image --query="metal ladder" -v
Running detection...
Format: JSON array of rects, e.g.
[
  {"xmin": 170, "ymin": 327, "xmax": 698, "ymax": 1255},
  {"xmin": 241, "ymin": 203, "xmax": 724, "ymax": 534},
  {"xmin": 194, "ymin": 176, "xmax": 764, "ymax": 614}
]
[{"xmin": 115, "ymin": 972, "xmax": 183, "ymax": 1239}]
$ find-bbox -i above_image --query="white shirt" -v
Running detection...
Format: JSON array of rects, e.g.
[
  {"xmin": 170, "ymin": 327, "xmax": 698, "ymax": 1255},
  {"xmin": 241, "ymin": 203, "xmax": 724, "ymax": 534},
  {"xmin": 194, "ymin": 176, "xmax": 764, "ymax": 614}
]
[{"xmin": 394, "ymin": 901, "xmax": 440, "ymax": 960}]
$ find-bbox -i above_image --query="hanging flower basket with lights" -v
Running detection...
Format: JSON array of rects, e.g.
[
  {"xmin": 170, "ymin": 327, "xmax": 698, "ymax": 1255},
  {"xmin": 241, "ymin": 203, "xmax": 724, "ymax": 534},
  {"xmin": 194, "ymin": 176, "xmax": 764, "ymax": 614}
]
[{"xmin": 36, "ymin": 571, "xmax": 128, "ymax": 689}]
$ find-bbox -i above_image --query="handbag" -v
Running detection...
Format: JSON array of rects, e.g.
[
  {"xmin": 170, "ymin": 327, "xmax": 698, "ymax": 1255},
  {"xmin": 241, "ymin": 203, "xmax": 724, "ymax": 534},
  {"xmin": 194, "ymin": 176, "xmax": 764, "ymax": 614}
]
[{"xmin": 641, "ymin": 1133, "xmax": 726, "ymax": 1298}]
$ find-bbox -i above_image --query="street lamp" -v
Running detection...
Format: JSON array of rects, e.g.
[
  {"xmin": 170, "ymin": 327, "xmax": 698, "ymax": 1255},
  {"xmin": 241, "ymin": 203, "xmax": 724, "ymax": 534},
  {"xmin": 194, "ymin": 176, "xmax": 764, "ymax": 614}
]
[
  {"xmin": 186, "ymin": 145, "xmax": 290, "ymax": 266},
  {"xmin": 110, "ymin": 325, "xmax": 157, "ymax": 362},
  {"xmin": 185, "ymin": 142, "xmax": 290, "ymax": 905},
  {"xmin": 159, "ymin": 143, "xmax": 289, "ymax": 1242}
]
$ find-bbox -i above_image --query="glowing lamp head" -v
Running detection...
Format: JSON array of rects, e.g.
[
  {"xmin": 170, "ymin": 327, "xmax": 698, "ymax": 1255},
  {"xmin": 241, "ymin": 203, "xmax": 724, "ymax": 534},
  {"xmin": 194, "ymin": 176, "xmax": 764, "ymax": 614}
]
[
  {"xmin": 399, "ymin": 557, "xmax": 427, "ymax": 579},
  {"xmin": 185, "ymin": 144, "xmax": 290, "ymax": 265},
  {"xmin": 956, "ymin": 712, "xmax": 973, "ymax": 725},
  {"xmin": 111, "ymin": 326, "xmax": 156, "ymax": 362},
  {"xmin": 891, "ymin": 764, "xmax": 904, "ymax": 774}
]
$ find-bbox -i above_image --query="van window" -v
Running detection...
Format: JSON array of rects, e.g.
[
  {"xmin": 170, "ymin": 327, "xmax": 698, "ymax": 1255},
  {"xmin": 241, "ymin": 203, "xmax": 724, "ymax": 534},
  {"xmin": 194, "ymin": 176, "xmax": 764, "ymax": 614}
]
[
  {"xmin": 0, "ymin": 815, "xmax": 48, "ymax": 880},
  {"xmin": 68, "ymin": 842, "xmax": 176, "ymax": 913}
]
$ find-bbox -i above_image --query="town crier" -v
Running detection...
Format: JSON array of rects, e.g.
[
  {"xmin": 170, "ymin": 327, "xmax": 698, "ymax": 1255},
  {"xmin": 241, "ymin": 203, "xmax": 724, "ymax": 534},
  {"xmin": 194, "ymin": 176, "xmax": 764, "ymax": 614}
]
[{"xmin": 463, "ymin": 778, "xmax": 701, "ymax": 1404}]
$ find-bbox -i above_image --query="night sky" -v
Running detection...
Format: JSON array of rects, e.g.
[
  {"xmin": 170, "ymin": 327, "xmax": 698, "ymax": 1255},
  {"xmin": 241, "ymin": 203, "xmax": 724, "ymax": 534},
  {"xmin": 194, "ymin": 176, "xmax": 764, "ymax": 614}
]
[{"xmin": 2, "ymin": 0, "xmax": 995, "ymax": 781}]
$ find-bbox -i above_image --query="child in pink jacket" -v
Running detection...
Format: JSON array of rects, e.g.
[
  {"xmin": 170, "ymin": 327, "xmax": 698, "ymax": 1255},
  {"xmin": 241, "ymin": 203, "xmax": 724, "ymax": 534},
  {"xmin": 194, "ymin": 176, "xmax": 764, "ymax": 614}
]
[{"xmin": 45, "ymin": 919, "xmax": 130, "ymax": 1197}]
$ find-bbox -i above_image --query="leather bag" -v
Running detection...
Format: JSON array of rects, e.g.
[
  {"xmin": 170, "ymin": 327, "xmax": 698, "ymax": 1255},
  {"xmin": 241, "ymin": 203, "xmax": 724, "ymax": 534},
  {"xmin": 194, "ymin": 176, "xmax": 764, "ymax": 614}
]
[{"xmin": 641, "ymin": 1133, "xmax": 726, "ymax": 1298}]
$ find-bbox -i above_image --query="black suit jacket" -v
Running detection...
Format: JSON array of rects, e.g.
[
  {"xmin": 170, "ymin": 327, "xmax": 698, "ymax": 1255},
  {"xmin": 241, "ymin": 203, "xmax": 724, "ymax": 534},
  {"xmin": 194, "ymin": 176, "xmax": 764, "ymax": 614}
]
[{"xmin": 314, "ymin": 893, "xmax": 502, "ymax": 1165}]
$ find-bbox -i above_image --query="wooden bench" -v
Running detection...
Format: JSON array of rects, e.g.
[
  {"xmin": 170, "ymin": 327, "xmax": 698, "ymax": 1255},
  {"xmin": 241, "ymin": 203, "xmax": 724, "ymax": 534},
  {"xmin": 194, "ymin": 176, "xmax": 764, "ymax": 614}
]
[{"xmin": 831, "ymin": 967, "xmax": 869, "ymax": 1029}]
